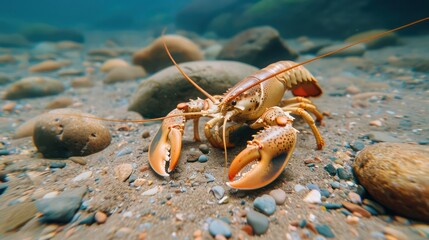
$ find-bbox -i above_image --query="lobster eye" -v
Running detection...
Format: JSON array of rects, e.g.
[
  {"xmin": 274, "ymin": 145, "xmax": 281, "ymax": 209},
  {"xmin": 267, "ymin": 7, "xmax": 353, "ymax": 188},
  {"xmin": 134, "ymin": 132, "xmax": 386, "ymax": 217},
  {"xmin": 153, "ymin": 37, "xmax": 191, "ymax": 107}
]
[{"xmin": 231, "ymin": 100, "xmax": 237, "ymax": 106}]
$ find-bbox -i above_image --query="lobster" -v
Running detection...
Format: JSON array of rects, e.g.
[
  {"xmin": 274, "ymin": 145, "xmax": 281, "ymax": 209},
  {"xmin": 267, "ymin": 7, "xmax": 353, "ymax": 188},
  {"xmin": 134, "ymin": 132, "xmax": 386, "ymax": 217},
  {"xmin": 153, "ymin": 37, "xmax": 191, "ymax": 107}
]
[{"xmin": 147, "ymin": 17, "xmax": 429, "ymax": 190}]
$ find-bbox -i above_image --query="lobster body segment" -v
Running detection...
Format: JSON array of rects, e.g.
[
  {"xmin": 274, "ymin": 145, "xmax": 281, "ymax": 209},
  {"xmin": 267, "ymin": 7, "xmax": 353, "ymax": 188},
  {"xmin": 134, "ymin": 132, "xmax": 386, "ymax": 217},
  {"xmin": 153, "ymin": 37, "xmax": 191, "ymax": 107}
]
[{"xmin": 149, "ymin": 60, "xmax": 325, "ymax": 189}]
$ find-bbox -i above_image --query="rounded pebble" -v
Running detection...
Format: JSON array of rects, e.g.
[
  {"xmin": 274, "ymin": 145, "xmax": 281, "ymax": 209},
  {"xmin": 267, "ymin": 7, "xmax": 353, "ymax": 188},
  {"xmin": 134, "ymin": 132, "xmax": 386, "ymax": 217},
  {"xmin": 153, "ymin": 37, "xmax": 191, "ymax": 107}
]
[
  {"xmin": 199, "ymin": 144, "xmax": 210, "ymax": 154},
  {"xmin": 324, "ymin": 163, "xmax": 337, "ymax": 176},
  {"xmin": 208, "ymin": 219, "xmax": 232, "ymax": 238},
  {"xmin": 350, "ymin": 140, "xmax": 365, "ymax": 151},
  {"xmin": 246, "ymin": 210, "xmax": 269, "ymax": 235},
  {"xmin": 94, "ymin": 211, "xmax": 107, "ymax": 224},
  {"xmin": 210, "ymin": 186, "xmax": 225, "ymax": 200},
  {"xmin": 315, "ymin": 224, "xmax": 335, "ymax": 238},
  {"xmin": 5, "ymin": 77, "xmax": 64, "ymax": 100},
  {"xmin": 197, "ymin": 154, "xmax": 208, "ymax": 163},
  {"xmin": 336, "ymin": 168, "xmax": 352, "ymax": 180},
  {"xmin": 269, "ymin": 189, "xmax": 287, "ymax": 205},
  {"xmin": 253, "ymin": 194, "xmax": 276, "ymax": 215}
]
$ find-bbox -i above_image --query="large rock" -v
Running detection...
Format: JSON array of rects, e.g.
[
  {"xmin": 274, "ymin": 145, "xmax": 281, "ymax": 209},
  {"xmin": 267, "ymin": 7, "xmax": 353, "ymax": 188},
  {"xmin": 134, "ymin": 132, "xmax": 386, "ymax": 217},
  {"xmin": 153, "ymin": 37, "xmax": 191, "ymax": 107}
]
[
  {"xmin": 217, "ymin": 26, "xmax": 298, "ymax": 68},
  {"xmin": 0, "ymin": 34, "xmax": 30, "ymax": 48},
  {"xmin": 128, "ymin": 60, "xmax": 258, "ymax": 118},
  {"xmin": 21, "ymin": 23, "xmax": 84, "ymax": 43},
  {"xmin": 4, "ymin": 77, "xmax": 64, "ymax": 100},
  {"xmin": 132, "ymin": 35, "xmax": 203, "ymax": 73},
  {"xmin": 353, "ymin": 143, "xmax": 429, "ymax": 222},
  {"xmin": 176, "ymin": 0, "xmax": 429, "ymax": 38},
  {"xmin": 33, "ymin": 109, "xmax": 111, "ymax": 158}
]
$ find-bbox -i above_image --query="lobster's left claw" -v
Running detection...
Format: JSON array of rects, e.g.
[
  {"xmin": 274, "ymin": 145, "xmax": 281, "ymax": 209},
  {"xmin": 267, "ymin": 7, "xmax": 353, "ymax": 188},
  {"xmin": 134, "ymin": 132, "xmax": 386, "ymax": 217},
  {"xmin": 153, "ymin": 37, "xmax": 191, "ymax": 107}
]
[
  {"xmin": 149, "ymin": 125, "xmax": 182, "ymax": 177},
  {"xmin": 227, "ymin": 126, "xmax": 297, "ymax": 190}
]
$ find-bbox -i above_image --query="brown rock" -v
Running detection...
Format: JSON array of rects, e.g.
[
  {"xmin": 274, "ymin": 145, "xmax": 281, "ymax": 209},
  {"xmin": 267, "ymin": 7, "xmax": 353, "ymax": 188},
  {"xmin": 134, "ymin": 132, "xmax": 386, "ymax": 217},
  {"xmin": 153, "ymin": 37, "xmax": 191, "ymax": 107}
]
[
  {"xmin": 29, "ymin": 60, "xmax": 65, "ymax": 72},
  {"xmin": 103, "ymin": 66, "xmax": 146, "ymax": 84},
  {"xmin": 114, "ymin": 163, "xmax": 133, "ymax": 182},
  {"xmin": 133, "ymin": 35, "xmax": 203, "ymax": 73},
  {"xmin": 128, "ymin": 60, "xmax": 258, "ymax": 118},
  {"xmin": 94, "ymin": 211, "xmax": 107, "ymax": 224},
  {"xmin": 100, "ymin": 58, "xmax": 129, "ymax": 72},
  {"xmin": 217, "ymin": 26, "xmax": 298, "ymax": 68},
  {"xmin": 33, "ymin": 109, "xmax": 111, "ymax": 158},
  {"xmin": 353, "ymin": 143, "xmax": 429, "ymax": 222},
  {"xmin": 45, "ymin": 96, "xmax": 74, "ymax": 109},
  {"xmin": 342, "ymin": 201, "xmax": 371, "ymax": 218},
  {"xmin": 71, "ymin": 76, "xmax": 94, "ymax": 88},
  {"xmin": 4, "ymin": 77, "xmax": 64, "ymax": 100}
]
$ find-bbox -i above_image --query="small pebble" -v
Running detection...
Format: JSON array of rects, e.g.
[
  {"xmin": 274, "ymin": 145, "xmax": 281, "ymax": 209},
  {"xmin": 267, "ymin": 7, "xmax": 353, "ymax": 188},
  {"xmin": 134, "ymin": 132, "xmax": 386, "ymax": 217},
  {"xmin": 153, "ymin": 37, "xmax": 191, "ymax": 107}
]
[
  {"xmin": 294, "ymin": 184, "xmax": 306, "ymax": 192},
  {"xmin": 348, "ymin": 192, "xmax": 362, "ymax": 204},
  {"xmin": 205, "ymin": 173, "xmax": 215, "ymax": 182},
  {"xmin": 303, "ymin": 190, "xmax": 321, "ymax": 204},
  {"xmin": 315, "ymin": 224, "xmax": 335, "ymax": 238},
  {"xmin": 306, "ymin": 183, "xmax": 320, "ymax": 191},
  {"xmin": 198, "ymin": 154, "xmax": 208, "ymax": 163},
  {"xmin": 369, "ymin": 120, "xmax": 383, "ymax": 127},
  {"xmin": 50, "ymin": 162, "xmax": 66, "ymax": 169},
  {"xmin": 142, "ymin": 187, "xmax": 158, "ymax": 196},
  {"xmin": 208, "ymin": 219, "xmax": 232, "ymax": 238},
  {"xmin": 346, "ymin": 215, "xmax": 360, "ymax": 224},
  {"xmin": 186, "ymin": 151, "xmax": 200, "ymax": 162},
  {"xmin": 269, "ymin": 189, "xmax": 287, "ymax": 205},
  {"xmin": 322, "ymin": 203, "xmax": 343, "ymax": 209},
  {"xmin": 253, "ymin": 194, "xmax": 276, "ymax": 215},
  {"xmin": 363, "ymin": 199, "xmax": 386, "ymax": 214},
  {"xmin": 342, "ymin": 201, "xmax": 371, "ymax": 218},
  {"xmin": 350, "ymin": 141, "xmax": 365, "ymax": 151},
  {"xmin": 72, "ymin": 171, "xmax": 92, "ymax": 182},
  {"xmin": 142, "ymin": 131, "xmax": 150, "ymax": 138},
  {"xmin": 70, "ymin": 157, "xmax": 87, "ymax": 165},
  {"xmin": 199, "ymin": 144, "xmax": 210, "ymax": 154},
  {"xmin": 330, "ymin": 181, "xmax": 340, "ymax": 189},
  {"xmin": 383, "ymin": 226, "xmax": 409, "ymax": 240},
  {"xmin": 241, "ymin": 224, "xmax": 253, "ymax": 236},
  {"xmin": 114, "ymin": 163, "xmax": 133, "ymax": 182},
  {"xmin": 246, "ymin": 210, "xmax": 269, "ymax": 235},
  {"xmin": 320, "ymin": 188, "xmax": 330, "ymax": 198},
  {"xmin": 336, "ymin": 168, "xmax": 352, "ymax": 180},
  {"xmin": 116, "ymin": 146, "xmax": 133, "ymax": 157},
  {"xmin": 78, "ymin": 214, "xmax": 95, "ymax": 225},
  {"xmin": 94, "ymin": 211, "xmax": 107, "ymax": 224},
  {"xmin": 210, "ymin": 186, "xmax": 225, "ymax": 200},
  {"xmin": 324, "ymin": 164, "xmax": 337, "ymax": 176}
]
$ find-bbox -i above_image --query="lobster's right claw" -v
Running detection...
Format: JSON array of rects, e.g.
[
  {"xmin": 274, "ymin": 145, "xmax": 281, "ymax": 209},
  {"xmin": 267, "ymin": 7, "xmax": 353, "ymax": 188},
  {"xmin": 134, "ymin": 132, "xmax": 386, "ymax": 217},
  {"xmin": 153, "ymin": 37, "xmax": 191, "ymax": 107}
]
[
  {"xmin": 148, "ymin": 125, "xmax": 182, "ymax": 177},
  {"xmin": 227, "ymin": 125, "xmax": 297, "ymax": 190}
]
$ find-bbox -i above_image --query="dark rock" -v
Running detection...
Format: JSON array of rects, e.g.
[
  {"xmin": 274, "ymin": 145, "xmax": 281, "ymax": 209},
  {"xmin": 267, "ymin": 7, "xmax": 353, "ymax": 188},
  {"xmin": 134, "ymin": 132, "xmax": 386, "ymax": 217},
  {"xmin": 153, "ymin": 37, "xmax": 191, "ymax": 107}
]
[
  {"xmin": 246, "ymin": 210, "xmax": 269, "ymax": 235},
  {"xmin": 33, "ymin": 109, "xmax": 111, "ymax": 158},
  {"xmin": 198, "ymin": 154, "xmax": 208, "ymax": 163},
  {"xmin": 199, "ymin": 144, "xmax": 210, "ymax": 154},
  {"xmin": 4, "ymin": 77, "xmax": 64, "ymax": 100},
  {"xmin": 35, "ymin": 187, "xmax": 87, "ymax": 223},
  {"xmin": 78, "ymin": 213, "xmax": 96, "ymax": 225},
  {"xmin": 353, "ymin": 143, "xmax": 429, "ymax": 222},
  {"xmin": 22, "ymin": 24, "xmax": 84, "ymax": 43},
  {"xmin": 50, "ymin": 162, "xmax": 67, "ymax": 169},
  {"xmin": 322, "ymin": 203, "xmax": 343, "ymax": 209},
  {"xmin": 324, "ymin": 163, "xmax": 337, "ymax": 176},
  {"xmin": 128, "ymin": 60, "xmax": 258, "ymax": 118},
  {"xmin": 336, "ymin": 168, "xmax": 352, "ymax": 180},
  {"xmin": 0, "ymin": 34, "xmax": 30, "ymax": 48},
  {"xmin": 0, "ymin": 183, "xmax": 8, "ymax": 195},
  {"xmin": 217, "ymin": 26, "xmax": 297, "ymax": 68}
]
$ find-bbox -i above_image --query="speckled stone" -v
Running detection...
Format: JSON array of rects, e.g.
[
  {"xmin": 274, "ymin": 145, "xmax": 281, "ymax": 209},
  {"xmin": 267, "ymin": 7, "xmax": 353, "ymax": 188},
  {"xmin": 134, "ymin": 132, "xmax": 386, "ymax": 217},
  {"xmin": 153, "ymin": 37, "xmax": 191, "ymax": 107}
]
[
  {"xmin": 208, "ymin": 219, "xmax": 232, "ymax": 238},
  {"xmin": 354, "ymin": 143, "xmax": 429, "ymax": 222},
  {"xmin": 246, "ymin": 210, "xmax": 269, "ymax": 235},
  {"xmin": 253, "ymin": 194, "xmax": 276, "ymax": 215}
]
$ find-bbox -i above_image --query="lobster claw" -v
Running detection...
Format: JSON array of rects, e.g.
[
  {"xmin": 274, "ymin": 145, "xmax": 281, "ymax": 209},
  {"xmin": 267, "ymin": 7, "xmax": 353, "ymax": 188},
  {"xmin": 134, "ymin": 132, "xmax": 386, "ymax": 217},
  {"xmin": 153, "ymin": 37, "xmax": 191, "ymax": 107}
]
[
  {"xmin": 148, "ymin": 110, "xmax": 185, "ymax": 177},
  {"xmin": 227, "ymin": 126, "xmax": 297, "ymax": 190}
]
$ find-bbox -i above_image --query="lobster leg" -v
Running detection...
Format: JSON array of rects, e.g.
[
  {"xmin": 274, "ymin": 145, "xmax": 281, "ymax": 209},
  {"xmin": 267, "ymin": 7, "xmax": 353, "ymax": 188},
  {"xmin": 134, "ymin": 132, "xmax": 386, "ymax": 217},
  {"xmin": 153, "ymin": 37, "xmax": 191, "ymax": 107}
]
[{"xmin": 227, "ymin": 107, "xmax": 298, "ymax": 190}]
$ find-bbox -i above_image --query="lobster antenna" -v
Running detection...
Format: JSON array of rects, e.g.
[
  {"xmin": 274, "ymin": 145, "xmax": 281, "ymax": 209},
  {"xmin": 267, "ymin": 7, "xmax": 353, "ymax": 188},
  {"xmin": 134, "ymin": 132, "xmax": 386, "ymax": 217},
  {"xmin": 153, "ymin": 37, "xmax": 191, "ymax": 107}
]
[
  {"xmin": 225, "ymin": 16, "xmax": 429, "ymax": 102},
  {"xmin": 59, "ymin": 111, "xmax": 206, "ymax": 123},
  {"xmin": 162, "ymin": 30, "xmax": 217, "ymax": 103},
  {"xmin": 222, "ymin": 115, "xmax": 228, "ymax": 177}
]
